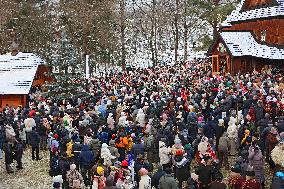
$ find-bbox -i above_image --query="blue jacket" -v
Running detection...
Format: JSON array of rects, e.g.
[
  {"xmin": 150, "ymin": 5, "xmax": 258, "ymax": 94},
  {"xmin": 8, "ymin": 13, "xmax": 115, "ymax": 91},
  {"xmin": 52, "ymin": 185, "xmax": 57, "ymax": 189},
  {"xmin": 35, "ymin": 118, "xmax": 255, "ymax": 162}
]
[
  {"xmin": 132, "ymin": 143, "xmax": 144, "ymax": 158},
  {"xmin": 79, "ymin": 145, "xmax": 94, "ymax": 167},
  {"xmin": 204, "ymin": 121, "xmax": 216, "ymax": 139},
  {"xmin": 0, "ymin": 126, "xmax": 5, "ymax": 149},
  {"xmin": 30, "ymin": 130, "xmax": 40, "ymax": 147}
]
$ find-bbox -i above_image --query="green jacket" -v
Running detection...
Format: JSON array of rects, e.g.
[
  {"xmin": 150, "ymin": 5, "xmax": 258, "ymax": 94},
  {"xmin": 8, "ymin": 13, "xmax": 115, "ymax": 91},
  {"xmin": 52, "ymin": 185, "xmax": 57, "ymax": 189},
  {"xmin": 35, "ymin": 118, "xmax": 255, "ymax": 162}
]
[{"xmin": 159, "ymin": 174, "xmax": 179, "ymax": 189}]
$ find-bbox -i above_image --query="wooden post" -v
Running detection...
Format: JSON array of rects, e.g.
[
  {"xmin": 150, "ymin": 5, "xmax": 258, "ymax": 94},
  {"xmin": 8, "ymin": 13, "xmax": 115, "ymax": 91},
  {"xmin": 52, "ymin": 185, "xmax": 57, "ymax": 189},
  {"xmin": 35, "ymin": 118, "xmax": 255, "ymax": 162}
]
[
  {"xmin": 0, "ymin": 95, "xmax": 2, "ymax": 108},
  {"xmin": 226, "ymin": 55, "xmax": 230, "ymax": 74}
]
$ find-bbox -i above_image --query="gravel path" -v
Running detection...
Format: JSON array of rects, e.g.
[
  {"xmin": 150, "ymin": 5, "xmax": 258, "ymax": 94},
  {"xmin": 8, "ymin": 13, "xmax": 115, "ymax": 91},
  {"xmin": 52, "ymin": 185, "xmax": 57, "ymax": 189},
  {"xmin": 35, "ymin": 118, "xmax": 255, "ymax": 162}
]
[{"xmin": 0, "ymin": 148, "xmax": 51, "ymax": 189}]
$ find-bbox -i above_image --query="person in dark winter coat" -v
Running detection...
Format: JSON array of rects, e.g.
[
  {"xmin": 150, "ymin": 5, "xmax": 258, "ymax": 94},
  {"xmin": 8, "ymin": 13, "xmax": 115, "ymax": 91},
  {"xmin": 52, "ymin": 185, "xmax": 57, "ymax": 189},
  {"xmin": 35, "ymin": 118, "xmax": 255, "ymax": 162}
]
[
  {"xmin": 73, "ymin": 138, "xmax": 82, "ymax": 170},
  {"xmin": 0, "ymin": 125, "xmax": 5, "ymax": 159},
  {"xmin": 218, "ymin": 132, "xmax": 230, "ymax": 169},
  {"xmin": 108, "ymin": 139, "xmax": 119, "ymax": 163},
  {"xmin": 144, "ymin": 134, "xmax": 154, "ymax": 162},
  {"xmin": 158, "ymin": 168, "xmax": 179, "ymax": 189},
  {"xmin": 214, "ymin": 119, "xmax": 225, "ymax": 150},
  {"xmin": 254, "ymin": 102, "xmax": 264, "ymax": 124},
  {"xmin": 104, "ymin": 175, "xmax": 119, "ymax": 189},
  {"xmin": 195, "ymin": 156, "xmax": 214, "ymax": 189},
  {"xmin": 50, "ymin": 152, "xmax": 60, "ymax": 177},
  {"xmin": 186, "ymin": 174, "xmax": 199, "ymax": 189},
  {"xmin": 3, "ymin": 142, "xmax": 14, "ymax": 173},
  {"xmin": 132, "ymin": 139, "xmax": 144, "ymax": 159},
  {"xmin": 79, "ymin": 144, "xmax": 94, "ymax": 185},
  {"xmin": 151, "ymin": 165, "xmax": 165, "ymax": 189},
  {"xmin": 14, "ymin": 139, "xmax": 24, "ymax": 170},
  {"xmin": 30, "ymin": 127, "xmax": 41, "ymax": 160},
  {"xmin": 174, "ymin": 151, "xmax": 191, "ymax": 188},
  {"xmin": 203, "ymin": 118, "xmax": 216, "ymax": 140},
  {"xmin": 248, "ymin": 144, "xmax": 265, "ymax": 186},
  {"xmin": 89, "ymin": 138, "xmax": 101, "ymax": 160},
  {"xmin": 270, "ymin": 172, "xmax": 284, "ymax": 189},
  {"xmin": 58, "ymin": 153, "xmax": 70, "ymax": 189},
  {"xmin": 38, "ymin": 121, "xmax": 48, "ymax": 150},
  {"xmin": 258, "ymin": 113, "xmax": 270, "ymax": 134},
  {"xmin": 79, "ymin": 145, "xmax": 94, "ymax": 167}
]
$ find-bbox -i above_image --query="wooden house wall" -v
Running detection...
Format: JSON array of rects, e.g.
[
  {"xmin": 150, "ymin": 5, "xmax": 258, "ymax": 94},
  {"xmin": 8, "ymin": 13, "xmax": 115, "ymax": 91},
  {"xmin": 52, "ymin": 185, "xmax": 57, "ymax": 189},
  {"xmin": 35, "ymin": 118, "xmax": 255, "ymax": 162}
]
[
  {"xmin": 0, "ymin": 95, "xmax": 26, "ymax": 108},
  {"xmin": 32, "ymin": 65, "xmax": 52, "ymax": 86},
  {"xmin": 223, "ymin": 19, "xmax": 284, "ymax": 45},
  {"xmin": 241, "ymin": 0, "xmax": 275, "ymax": 11}
]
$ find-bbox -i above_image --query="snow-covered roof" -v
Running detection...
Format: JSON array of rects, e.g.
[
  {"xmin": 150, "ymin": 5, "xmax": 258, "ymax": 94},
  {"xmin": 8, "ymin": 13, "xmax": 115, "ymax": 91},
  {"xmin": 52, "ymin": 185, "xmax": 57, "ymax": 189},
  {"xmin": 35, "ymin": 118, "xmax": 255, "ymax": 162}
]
[
  {"xmin": 222, "ymin": 0, "xmax": 284, "ymax": 25},
  {"xmin": 0, "ymin": 52, "xmax": 45, "ymax": 95},
  {"xmin": 220, "ymin": 31, "xmax": 284, "ymax": 59}
]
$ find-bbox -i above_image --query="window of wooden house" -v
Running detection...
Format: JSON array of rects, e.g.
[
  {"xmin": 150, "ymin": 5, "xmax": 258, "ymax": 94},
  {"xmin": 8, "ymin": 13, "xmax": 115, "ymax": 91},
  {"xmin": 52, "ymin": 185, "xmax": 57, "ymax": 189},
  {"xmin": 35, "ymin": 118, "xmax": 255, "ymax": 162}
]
[
  {"xmin": 212, "ymin": 56, "xmax": 218, "ymax": 72},
  {"xmin": 261, "ymin": 30, "xmax": 267, "ymax": 42},
  {"xmin": 218, "ymin": 43, "xmax": 226, "ymax": 53}
]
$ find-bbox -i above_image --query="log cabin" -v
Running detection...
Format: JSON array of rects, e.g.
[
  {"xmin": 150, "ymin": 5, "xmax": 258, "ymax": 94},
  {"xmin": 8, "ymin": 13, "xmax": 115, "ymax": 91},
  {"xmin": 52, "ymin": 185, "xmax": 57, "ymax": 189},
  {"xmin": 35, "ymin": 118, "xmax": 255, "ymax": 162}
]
[
  {"xmin": 0, "ymin": 52, "xmax": 49, "ymax": 108},
  {"xmin": 208, "ymin": 0, "xmax": 284, "ymax": 75}
]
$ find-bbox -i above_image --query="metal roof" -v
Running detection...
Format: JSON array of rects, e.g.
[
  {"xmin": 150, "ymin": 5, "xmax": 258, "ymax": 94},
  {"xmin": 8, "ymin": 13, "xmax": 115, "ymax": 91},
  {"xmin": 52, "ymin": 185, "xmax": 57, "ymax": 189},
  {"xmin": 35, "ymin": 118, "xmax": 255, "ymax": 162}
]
[
  {"xmin": 0, "ymin": 52, "xmax": 45, "ymax": 94},
  {"xmin": 222, "ymin": 0, "xmax": 284, "ymax": 26},
  {"xmin": 220, "ymin": 31, "xmax": 284, "ymax": 59}
]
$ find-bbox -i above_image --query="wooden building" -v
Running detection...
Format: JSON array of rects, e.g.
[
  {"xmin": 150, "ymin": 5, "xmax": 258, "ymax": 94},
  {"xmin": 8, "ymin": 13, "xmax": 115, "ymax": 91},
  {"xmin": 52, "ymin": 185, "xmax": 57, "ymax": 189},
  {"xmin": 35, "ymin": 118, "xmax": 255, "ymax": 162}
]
[
  {"xmin": 208, "ymin": 0, "xmax": 284, "ymax": 75},
  {"xmin": 0, "ymin": 52, "xmax": 48, "ymax": 108}
]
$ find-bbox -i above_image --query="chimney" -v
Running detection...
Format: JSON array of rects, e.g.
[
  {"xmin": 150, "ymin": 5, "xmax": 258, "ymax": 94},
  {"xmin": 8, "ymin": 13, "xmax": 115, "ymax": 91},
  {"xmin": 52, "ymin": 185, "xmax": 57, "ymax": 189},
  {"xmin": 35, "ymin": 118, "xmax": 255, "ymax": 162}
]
[{"xmin": 10, "ymin": 42, "xmax": 19, "ymax": 56}]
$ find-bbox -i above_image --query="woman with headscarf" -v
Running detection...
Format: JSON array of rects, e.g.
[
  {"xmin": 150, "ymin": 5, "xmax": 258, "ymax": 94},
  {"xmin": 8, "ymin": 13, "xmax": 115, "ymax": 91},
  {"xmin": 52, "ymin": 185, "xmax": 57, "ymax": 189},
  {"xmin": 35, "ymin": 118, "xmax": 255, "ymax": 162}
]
[{"xmin": 138, "ymin": 168, "xmax": 151, "ymax": 189}]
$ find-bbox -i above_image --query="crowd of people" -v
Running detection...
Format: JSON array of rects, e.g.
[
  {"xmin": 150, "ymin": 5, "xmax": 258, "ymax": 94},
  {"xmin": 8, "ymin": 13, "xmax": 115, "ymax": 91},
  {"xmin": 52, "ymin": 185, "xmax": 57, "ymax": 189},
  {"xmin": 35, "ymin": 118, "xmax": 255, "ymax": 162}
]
[{"xmin": 0, "ymin": 59, "xmax": 284, "ymax": 189}]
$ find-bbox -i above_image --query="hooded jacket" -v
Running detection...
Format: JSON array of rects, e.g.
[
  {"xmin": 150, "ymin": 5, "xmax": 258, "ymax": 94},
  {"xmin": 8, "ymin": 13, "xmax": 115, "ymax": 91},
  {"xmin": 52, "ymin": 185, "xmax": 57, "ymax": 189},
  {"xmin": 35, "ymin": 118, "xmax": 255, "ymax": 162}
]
[
  {"xmin": 79, "ymin": 145, "xmax": 94, "ymax": 167},
  {"xmin": 104, "ymin": 176, "xmax": 118, "ymax": 189},
  {"xmin": 175, "ymin": 156, "xmax": 190, "ymax": 182},
  {"xmin": 108, "ymin": 140, "xmax": 119, "ymax": 161},
  {"xmin": 159, "ymin": 141, "xmax": 171, "ymax": 165},
  {"xmin": 218, "ymin": 133, "xmax": 230, "ymax": 151},
  {"xmin": 159, "ymin": 174, "xmax": 179, "ymax": 189}
]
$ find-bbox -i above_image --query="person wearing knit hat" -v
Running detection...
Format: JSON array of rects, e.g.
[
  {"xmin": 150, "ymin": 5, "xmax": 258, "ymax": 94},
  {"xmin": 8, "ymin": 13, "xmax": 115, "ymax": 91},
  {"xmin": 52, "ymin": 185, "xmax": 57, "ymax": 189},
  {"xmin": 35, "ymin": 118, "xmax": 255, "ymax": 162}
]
[
  {"xmin": 97, "ymin": 166, "xmax": 104, "ymax": 175},
  {"xmin": 53, "ymin": 182, "xmax": 61, "ymax": 189},
  {"xmin": 53, "ymin": 133, "xmax": 59, "ymax": 139},
  {"xmin": 66, "ymin": 164, "xmax": 83, "ymax": 189},
  {"xmin": 174, "ymin": 148, "xmax": 190, "ymax": 188},
  {"xmin": 108, "ymin": 140, "xmax": 120, "ymax": 163},
  {"xmin": 158, "ymin": 167, "xmax": 179, "ymax": 189},
  {"xmin": 266, "ymin": 127, "xmax": 280, "ymax": 168},
  {"xmin": 139, "ymin": 168, "xmax": 151, "ymax": 189},
  {"xmin": 93, "ymin": 166, "xmax": 106, "ymax": 189},
  {"xmin": 159, "ymin": 141, "xmax": 171, "ymax": 170},
  {"xmin": 121, "ymin": 160, "xmax": 128, "ymax": 168}
]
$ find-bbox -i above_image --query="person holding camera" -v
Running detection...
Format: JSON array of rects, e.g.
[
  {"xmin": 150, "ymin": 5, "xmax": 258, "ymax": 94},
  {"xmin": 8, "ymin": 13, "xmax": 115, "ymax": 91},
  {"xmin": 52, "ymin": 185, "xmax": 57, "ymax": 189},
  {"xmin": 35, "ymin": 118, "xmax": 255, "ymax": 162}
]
[{"xmin": 248, "ymin": 142, "xmax": 265, "ymax": 188}]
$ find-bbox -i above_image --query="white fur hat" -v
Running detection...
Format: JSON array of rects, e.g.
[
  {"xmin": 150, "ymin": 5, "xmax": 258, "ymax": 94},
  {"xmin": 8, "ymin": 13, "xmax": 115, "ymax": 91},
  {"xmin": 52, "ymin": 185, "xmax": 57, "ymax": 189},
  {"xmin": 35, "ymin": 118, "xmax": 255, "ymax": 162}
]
[
  {"xmin": 159, "ymin": 141, "xmax": 165, "ymax": 148},
  {"xmin": 174, "ymin": 138, "xmax": 181, "ymax": 144},
  {"xmin": 198, "ymin": 141, "xmax": 208, "ymax": 154},
  {"xmin": 102, "ymin": 143, "xmax": 108, "ymax": 148},
  {"xmin": 70, "ymin": 164, "xmax": 76, "ymax": 171},
  {"xmin": 53, "ymin": 175, "xmax": 63, "ymax": 184},
  {"xmin": 191, "ymin": 173, "xmax": 199, "ymax": 181},
  {"xmin": 218, "ymin": 119, "xmax": 224, "ymax": 126}
]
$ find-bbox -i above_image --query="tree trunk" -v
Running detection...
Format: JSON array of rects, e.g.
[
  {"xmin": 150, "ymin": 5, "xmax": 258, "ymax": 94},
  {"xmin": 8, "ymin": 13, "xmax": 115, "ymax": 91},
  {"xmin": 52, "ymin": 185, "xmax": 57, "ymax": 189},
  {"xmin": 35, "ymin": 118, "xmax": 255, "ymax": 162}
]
[
  {"xmin": 174, "ymin": 0, "xmax": 179, "ymax": 63},
  {"xmin": 120, "ymin": 0, "xmax": 126, "ymax": 70},
  {"xmin": 183, "ymin": 0, "xmax": 188, "ymax": 62},
  {"xmin": 150, "ymin": 29, "xmax": 155, "ymax": 67},
  {"xmin": 212, "ymin": 20, "xmax": 218, "ymax": 39},
  {"xmin": 149, "ymin": 0, "xmax": 157, "ymax": 67}
]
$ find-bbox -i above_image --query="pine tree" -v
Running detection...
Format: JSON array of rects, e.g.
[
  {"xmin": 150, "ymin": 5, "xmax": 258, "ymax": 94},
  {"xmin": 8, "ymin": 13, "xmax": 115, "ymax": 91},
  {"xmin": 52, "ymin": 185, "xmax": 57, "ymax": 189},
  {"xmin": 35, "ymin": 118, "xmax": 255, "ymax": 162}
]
[{"xmin": 46, "ymin": 31, "xmax": 87, "ymax": 100}]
